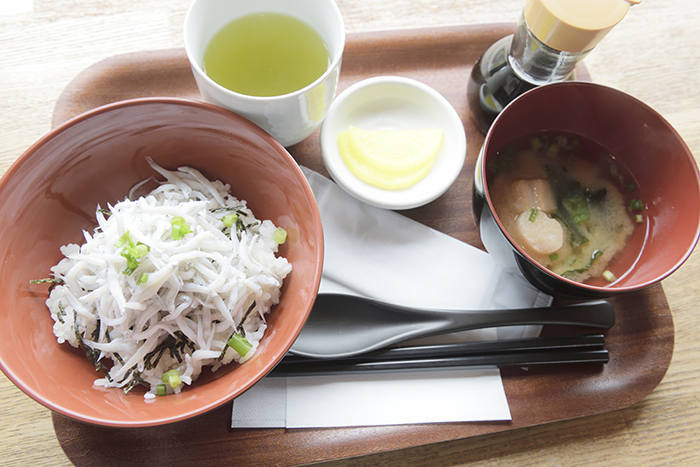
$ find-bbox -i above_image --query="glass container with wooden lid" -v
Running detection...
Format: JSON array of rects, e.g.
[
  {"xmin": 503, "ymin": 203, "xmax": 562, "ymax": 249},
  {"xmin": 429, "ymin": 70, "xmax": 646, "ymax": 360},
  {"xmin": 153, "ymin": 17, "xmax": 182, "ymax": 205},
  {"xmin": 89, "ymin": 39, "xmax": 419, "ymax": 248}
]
[{"xmin": 467, "ymin": 0, "xmax": 641, "ymax": 134}]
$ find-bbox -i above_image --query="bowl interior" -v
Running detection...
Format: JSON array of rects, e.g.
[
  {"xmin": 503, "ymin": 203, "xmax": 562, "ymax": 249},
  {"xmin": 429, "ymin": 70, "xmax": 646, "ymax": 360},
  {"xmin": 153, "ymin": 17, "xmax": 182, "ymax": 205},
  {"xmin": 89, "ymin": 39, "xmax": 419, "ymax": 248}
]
[
  {"xmin": 0, "ymin": 98, "xmax": 323, "ymax": 426},
  {"xmin": 482, "ymin": 82, "xmax": 700, "ymax": 293}
]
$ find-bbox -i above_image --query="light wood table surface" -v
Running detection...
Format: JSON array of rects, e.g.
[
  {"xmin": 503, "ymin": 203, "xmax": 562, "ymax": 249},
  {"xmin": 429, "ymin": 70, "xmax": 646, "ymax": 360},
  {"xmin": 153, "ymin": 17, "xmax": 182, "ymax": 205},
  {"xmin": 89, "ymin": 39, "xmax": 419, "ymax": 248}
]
[{"xmin": 2, "ymin": 1, "xmax": 699, "ymax": 466}]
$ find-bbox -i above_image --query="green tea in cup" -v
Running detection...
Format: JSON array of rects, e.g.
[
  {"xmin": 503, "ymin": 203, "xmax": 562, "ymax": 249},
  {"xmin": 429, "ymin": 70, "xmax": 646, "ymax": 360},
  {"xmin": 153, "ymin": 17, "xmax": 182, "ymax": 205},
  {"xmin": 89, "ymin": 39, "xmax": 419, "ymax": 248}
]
[
  {"xmin": 202, "ymin": 12, "xmax": 330, "ymax": 97},
  {"xmin": 184, "ymin": 0, "xmax": 345, "ymax": 146}
]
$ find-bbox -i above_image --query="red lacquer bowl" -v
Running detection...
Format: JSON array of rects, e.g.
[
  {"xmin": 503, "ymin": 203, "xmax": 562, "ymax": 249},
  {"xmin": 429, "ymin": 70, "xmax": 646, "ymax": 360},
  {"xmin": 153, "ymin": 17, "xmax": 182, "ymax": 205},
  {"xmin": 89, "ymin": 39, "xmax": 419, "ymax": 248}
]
[
  {"xmin": 474, "ymin": 82, "xmax": 700, "ymax": 299},
  {"xmin": 0, "ymin": 98, "xmax": 323, "ymax": 426}
]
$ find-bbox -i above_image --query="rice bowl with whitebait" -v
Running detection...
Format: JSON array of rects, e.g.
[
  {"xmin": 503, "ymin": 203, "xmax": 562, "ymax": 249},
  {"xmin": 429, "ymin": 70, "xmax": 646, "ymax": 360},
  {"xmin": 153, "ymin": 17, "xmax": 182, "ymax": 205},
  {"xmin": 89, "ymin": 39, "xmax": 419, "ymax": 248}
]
[{"xmin": 40, "ymin": 158, "xmax": 292, "ymax": 399}]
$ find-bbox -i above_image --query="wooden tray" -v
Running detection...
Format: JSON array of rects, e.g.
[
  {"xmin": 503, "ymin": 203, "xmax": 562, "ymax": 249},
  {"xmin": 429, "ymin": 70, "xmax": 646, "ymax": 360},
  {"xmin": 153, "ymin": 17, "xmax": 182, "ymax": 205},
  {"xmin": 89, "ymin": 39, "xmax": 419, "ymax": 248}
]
[{"xmin": 50, "ymin": 24, "xmax": 674, "ymax": 467}]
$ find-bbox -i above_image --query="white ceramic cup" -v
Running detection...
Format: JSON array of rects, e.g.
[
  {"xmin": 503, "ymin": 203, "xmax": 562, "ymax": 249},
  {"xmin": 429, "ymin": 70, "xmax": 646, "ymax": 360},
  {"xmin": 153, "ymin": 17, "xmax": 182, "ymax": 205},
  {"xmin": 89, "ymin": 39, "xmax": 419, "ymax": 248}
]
[{"xmin": 184, "ymin": 0, "xmax": 345, "ymax": 147}]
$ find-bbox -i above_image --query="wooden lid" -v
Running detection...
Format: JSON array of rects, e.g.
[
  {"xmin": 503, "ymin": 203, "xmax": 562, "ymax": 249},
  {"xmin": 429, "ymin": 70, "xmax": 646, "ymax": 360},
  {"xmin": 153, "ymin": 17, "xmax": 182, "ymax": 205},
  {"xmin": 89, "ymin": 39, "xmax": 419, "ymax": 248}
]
[{"xmin": 524, "ymin": 0, "xmax": 640, "ymax": 52}]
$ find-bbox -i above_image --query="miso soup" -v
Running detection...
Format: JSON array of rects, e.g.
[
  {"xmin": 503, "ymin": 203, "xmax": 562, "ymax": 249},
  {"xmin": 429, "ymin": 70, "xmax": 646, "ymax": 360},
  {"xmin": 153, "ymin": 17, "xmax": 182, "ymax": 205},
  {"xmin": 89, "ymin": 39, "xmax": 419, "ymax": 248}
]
[{"xmin": 487, "ymin": 132, "xmax": 644, "ymax": 284}]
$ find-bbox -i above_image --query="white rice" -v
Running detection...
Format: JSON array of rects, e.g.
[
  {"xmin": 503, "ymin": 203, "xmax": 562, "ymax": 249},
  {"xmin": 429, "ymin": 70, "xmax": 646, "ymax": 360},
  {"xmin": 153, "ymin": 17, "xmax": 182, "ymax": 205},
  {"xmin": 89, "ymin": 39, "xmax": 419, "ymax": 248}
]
[{"xmin": 45, "ymin": 158, "xmax": 292, "ymax": 399}]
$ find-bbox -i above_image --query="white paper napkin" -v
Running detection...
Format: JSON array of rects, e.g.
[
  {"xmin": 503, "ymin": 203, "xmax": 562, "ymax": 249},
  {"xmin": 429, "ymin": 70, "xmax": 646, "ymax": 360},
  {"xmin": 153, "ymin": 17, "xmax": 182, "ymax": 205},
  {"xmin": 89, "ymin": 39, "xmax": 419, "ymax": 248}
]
[{"xmin": 231, "ymin": 168, "xmax": 551, "ymax": 429}]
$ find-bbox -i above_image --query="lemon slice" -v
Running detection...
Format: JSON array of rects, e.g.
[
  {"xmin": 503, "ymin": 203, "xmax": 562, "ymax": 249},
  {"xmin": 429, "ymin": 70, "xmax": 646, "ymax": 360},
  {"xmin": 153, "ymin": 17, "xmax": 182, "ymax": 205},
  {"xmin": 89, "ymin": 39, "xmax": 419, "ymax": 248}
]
[
  {"xmin": 347, "ymin": 126, "xmax": 442, "ymax": 172},
  {"xmin": 337, "ymin": 126, "xmax": 443, "ymax": 190}
]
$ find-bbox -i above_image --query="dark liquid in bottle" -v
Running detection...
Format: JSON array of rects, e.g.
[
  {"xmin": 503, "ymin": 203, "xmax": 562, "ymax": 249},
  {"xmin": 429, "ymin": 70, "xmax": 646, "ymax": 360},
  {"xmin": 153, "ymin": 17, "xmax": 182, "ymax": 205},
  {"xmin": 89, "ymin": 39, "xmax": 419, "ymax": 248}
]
[{"xmin": 467, "ymin": 44, "xmax": 536, "ymax": 134}]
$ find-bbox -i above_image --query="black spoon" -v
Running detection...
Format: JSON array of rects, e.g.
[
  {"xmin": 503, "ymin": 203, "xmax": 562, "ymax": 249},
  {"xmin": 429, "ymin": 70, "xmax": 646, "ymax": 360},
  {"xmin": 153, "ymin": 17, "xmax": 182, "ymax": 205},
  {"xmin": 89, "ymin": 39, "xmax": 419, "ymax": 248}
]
[{"xmin": 289, "ymin": 293, "xmax": 615, "ymax": 359}]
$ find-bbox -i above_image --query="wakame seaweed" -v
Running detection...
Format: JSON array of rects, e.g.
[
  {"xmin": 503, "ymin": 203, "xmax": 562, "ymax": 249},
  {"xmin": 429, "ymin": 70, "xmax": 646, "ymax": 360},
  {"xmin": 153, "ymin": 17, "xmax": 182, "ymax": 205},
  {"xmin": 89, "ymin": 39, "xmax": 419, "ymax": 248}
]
[{"xmin": 548, "ymin": 166, "xmax": 590, "ymax": 248}]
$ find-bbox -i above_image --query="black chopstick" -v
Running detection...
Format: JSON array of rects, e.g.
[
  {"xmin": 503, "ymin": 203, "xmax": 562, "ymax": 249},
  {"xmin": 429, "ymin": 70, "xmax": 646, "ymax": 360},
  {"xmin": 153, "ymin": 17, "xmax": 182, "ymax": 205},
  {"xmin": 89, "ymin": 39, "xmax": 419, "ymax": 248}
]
[
  {"xmin": 273, "ymin": 334, "xmax": 609, "ymax": 376},
  {"xmin": 284, "ymin": 334, "xmax": 606, "ymax": 363},
  {"xmin": 271, "ymin": 350, "xmax": 609, "ymax": 376}
]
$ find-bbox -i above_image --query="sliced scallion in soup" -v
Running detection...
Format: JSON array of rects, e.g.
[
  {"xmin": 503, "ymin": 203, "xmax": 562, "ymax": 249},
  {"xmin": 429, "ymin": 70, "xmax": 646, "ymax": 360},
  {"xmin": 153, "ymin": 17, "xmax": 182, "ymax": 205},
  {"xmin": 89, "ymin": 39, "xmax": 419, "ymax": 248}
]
[{"xmin": 488, "ymin": 132, "xmax": 643, "ymax": 284}]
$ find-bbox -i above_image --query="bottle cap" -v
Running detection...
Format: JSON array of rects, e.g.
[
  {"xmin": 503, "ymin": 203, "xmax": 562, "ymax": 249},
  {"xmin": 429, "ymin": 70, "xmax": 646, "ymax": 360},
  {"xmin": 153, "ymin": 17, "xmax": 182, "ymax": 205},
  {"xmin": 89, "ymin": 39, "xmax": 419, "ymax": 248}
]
[{"xmin": 524, "ymin": 0, "xmax": 640, "ymax": 53}]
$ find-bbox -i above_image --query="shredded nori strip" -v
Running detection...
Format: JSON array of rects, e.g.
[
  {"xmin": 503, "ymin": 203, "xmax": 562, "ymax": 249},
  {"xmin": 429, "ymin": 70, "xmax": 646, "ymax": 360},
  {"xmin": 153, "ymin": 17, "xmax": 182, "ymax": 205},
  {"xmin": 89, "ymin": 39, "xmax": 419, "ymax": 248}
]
[
  {"xmin": 143, "ymin": 330, "xmax": 196, "ymax": 370},
  {"xmin": 29, "ymin": 277, "xmax": 64, "ymax": 293},
  {"xmin": 122, "ymin": 366, "xmax": 148, "ymax": 394},
  {"xmin": 237, "ymin": 302, "xmax": 257, "ymax": 334},
  {"xmin": 56, "ymin": 302, "xmax": 67, "ymax": 324},
  {"xmin": 212, "ymin": 206, "xmax": 260, "ymax": 239},
  {"xmin": 91, "ymin": 319, "xmax": 101, "ymax": 342},
  {"xmin": 210, "ymin": 205, "xmax": 246, "ymax": 214}
]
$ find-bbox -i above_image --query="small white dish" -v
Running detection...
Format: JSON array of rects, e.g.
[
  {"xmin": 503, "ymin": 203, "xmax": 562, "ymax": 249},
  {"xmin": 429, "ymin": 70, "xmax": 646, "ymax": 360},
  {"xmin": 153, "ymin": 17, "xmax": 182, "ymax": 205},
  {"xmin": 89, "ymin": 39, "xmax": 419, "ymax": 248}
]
[{"xmin": 320, "ymin": 76, "xmax": 467, "ymax": 210}]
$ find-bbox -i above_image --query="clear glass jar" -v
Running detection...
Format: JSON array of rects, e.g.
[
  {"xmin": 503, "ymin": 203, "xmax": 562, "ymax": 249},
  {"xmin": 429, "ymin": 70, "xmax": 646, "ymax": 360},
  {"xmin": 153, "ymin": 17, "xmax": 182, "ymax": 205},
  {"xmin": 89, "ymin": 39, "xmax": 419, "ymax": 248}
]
[{"xmin": 467, "ymin": 14, "xmax": 590, "ymax": 134}]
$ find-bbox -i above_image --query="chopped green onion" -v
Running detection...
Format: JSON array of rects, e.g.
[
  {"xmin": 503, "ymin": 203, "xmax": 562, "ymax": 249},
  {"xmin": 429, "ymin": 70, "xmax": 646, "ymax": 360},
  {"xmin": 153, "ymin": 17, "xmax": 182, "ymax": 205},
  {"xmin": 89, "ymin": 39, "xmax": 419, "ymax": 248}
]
[
  {"xmin": 122, "ymin": 259, "xmax": 139, "ymax": 275},
  {"xmin": 547, "ymin": 143, "xmax": 560, "ymax": 156},
  {"xmin": 227, "ymin": 332, "xmax": 253, "ymax": 357},
  {"xmin": 603, "ymin": 270, "xmax": 617, "ymax": 282},
  {"xmin": 222, "ymin": 214, "xmax": 238, "ymax": 228},
  {"xmin": 635, "ymin": 214, "xmax": 644, "ymax": 223},
  {"xmin": 171, "ymin": 216, "xmax": 192, "ymax": 240},
  {"xmin": 168, "ymin": 373, "xmax": 181, "ymax": 389},
  {"xmin": 626, "ymin": 181, "xmax": 637, "ymax": 192},
  {"xmin": 564, "ymin": 137, "xmax": 579, "ymax": 151},
  {"xmin": 564, "ymin": 196, "xmax": 590, "ymax": 224},
  {"xmin": 162, "ymin": 369, "xmax": 182, "ymax": 389},
  {"xmin": 273, "ymin": 227, "xmax": 288, "ymax": 244},
  {"xmin": 629, "ymin": 199, "xmax": 644, "ymax": 211},
  {"xmin": 549, "ymin": 253, "xmax": 559, "ymax": 261},
  {"xmin": 117, "ymin": 232, "xmax": 150, "ymax": 276},
  {"xmin": 156, "ymin": 383, "xmax": 167, "ymax": 396},
  {"xmin": 121, "ymin": 244, "xmax": 149, "ymax": 275},
  {"xmin": 122, "ymin": 242, "xmax": 149, "ymax": 260},
  {"xmin": 136, "ymin": 273, "xmax": 148, "ymax": 285},
  {"xmin": 528, "ymin": 208, "xmax": 538, "ymax": 222},
  {"xmin": 530, "ymin": 137, "xmax": 543, "ymax": 151},
  {"xmin": 171, "ymin": 216, "xmax": 187, "ymax": 227},
  {"xmin": 115, "ymin": 231, "xmax": 131, "ymax": 248}
]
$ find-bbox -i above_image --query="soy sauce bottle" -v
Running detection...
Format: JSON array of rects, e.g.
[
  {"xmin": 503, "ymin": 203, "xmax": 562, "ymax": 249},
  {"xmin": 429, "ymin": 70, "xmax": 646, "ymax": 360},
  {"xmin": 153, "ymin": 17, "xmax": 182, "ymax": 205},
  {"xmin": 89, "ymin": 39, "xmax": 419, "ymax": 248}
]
[{"xmin": 467, "ymin": 0, "xmax": 641, "ymax": 134}]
